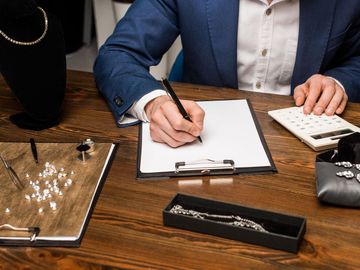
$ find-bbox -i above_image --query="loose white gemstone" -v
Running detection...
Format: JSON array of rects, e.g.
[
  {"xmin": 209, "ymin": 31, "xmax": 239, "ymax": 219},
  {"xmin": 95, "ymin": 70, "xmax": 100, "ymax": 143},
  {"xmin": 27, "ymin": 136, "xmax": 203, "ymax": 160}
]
[
  {"xmin": 49, "ymin": 201, "xmax": 57, "ymax": 210},
  {"xmin": 38, "ymin": 208, "xmax": 44, "ymax": 213},
  {"xmin": 26, "ymin": 173, "xmax": 30, "ymax": 178},
  {"xmin": 25, "ymin": 194, "xmax": 31, "ymax": 200},
  {"xmin": 5, "ymin": 208, "xmax": 10, "ymax": 213}
]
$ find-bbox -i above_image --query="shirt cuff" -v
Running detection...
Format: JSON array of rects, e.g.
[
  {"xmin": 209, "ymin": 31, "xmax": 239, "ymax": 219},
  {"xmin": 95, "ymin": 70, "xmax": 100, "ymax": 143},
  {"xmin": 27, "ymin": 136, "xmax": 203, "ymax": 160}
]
[
  {"xmin": 116, "ymin": 114, "xmax": 141, "ymax": 127},
  {"xmin": 126, "ymin": 89, "xmax": 167, "ymax": 122}
]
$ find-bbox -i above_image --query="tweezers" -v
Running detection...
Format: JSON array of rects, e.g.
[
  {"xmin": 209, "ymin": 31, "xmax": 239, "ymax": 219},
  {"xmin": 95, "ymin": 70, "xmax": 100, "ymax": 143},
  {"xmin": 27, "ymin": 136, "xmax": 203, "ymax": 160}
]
[{"xmin": 0, "ymin": 154, "xmax": 24, "ymax": 190}]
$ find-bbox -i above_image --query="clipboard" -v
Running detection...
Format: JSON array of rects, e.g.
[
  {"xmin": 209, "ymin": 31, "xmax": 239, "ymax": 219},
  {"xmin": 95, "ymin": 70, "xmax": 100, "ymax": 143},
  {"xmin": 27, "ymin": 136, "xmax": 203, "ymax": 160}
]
[
  {"xmin": 136, "ymin": 99, "xmax": 276, "ymax": 179},
  {"xmin": 0, "ymin": 142, "xmax": 118, "ymax": 246}
]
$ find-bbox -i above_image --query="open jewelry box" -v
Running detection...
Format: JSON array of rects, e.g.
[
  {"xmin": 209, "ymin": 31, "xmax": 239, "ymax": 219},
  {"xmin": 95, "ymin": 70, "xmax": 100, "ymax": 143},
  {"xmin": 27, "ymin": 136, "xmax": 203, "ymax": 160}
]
[{"xmin": 163, "ymin": 193, "xmax": 306, "ymax": 253}]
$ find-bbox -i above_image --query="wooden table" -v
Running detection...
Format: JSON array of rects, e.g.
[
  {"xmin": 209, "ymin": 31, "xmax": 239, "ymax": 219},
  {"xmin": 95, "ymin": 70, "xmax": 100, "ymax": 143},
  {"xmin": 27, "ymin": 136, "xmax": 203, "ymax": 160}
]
[{"xmin": 0, "ymin": 70, "xmax": 359, "ymax": 269}]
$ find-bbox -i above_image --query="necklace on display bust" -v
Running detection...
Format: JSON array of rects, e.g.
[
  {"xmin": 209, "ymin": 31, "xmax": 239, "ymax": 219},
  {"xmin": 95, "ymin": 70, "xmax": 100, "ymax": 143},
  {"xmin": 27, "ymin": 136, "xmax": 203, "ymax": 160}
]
[{"xmin": 0, "ymin": 7, "xmax": 48, "ymax": 46}]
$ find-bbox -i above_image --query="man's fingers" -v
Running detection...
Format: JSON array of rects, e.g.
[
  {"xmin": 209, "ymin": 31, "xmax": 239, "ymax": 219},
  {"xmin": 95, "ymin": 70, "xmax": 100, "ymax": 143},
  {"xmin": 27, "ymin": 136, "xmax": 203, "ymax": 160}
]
[
  {"xmin": 147, "ymin": 97, "xmax": 205, "ymax": 147},
  {"xmin": 294, "ymin": 74, "xmax": 349, "ymax": 116},
  {"xmin": 293, "ymin": 84, "xmax": 308, "ymax": 106},
  {"xmin": 182, "ymin": 100, "xmax": 205, "ymax": 130},
  {"xmin": 303, "ymin": 75, "xmax": 322, "ymax": 114},
  {"xmin": 335, "ymin": 87, "xmax": 348, "ymax": 114},
  {"xmin": 321, "ymin": 84, "xmax": 343, "ymax": 115},
  {"xmin": 150, "ymin": 123, "xmax": 187, "ymax": 148},
  {"xmin": 312, "ymin": 78, "xmax": 336, "ymax": 115},
  {"xmin": 151, "ymin": 103, "xmax": 198, "ymax": 143}
]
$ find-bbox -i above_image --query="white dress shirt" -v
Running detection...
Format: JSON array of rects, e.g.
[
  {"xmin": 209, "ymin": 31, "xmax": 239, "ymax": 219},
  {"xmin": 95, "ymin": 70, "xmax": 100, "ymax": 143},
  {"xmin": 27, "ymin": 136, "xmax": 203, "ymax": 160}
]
[
  {"xmin": 237, "ymin": 0, "xmax": 299, "ymax": 94},
  {"xmin": 121, "ymin": 0, "xmax": 303, "ymax": 125}
]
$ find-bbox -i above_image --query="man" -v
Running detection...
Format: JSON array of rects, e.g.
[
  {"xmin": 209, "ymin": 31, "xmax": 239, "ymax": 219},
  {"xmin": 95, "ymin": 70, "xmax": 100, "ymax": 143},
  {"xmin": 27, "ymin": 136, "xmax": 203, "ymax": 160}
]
[{"xmin": 94, "ymin": 0, "xmax": 360, "ymax": 147}]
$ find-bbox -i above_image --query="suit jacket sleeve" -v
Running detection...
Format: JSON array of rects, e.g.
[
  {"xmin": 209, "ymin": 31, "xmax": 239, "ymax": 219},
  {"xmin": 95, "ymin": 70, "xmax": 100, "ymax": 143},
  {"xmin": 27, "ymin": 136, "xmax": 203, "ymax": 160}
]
[
  {"xmin": 323, "ymin": 16, "xmax": 360, "ymax": 102},
  {"xmin": 93, "ymin": 0, "xmax": 179, "ymax": 126}
]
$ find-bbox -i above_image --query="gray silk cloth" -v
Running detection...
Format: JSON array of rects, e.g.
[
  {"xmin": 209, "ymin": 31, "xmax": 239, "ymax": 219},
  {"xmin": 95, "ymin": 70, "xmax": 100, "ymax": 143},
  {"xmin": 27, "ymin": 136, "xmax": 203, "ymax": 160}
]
[
  {"xmin": 316, "ymin": 133, "xmax": 360, "ymax": 207},
  {"xmin": 316, "ymin": 161, "xmax": 360, "ymax": 207}
]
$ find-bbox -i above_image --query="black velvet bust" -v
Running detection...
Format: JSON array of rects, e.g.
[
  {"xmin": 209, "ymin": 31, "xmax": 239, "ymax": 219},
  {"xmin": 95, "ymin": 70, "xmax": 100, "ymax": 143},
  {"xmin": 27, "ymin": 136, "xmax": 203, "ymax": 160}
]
[{"xmin": 0, "ymin": 0, "xmax": 66, "ymax": 130}]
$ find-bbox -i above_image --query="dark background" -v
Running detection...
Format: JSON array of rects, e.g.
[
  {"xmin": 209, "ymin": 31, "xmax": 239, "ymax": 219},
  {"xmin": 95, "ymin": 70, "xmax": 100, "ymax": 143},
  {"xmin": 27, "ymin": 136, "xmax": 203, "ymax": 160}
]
[{"xmin": 35, "ymin": 0, "xmax": 88, "ymax": 54}]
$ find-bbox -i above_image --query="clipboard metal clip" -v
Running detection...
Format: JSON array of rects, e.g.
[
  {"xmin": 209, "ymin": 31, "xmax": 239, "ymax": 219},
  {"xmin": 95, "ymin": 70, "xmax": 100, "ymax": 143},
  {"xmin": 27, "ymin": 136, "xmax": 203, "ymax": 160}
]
[
  {"xmin": 175, "ymin": 159, "xmax": 235, "ymax": 175},
  {"xmin": 0, "ymin": 224, "xmax": 40, "ymax": 242}
]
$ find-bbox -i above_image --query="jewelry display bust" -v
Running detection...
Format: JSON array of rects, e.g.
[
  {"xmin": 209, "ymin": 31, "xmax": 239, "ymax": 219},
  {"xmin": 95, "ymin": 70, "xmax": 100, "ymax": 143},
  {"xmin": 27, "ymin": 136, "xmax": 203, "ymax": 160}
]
[{"xmin": 0, "ymin": 0, "xmax": 66, "ymax": 130}]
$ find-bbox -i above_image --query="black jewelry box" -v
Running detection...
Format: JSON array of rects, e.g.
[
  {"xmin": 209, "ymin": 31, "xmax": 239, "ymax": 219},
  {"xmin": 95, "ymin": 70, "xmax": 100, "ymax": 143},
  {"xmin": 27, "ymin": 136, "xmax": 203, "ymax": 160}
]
[{"xmin": 163, "ymin": 194, "xmax": 306, "ymax": 253}]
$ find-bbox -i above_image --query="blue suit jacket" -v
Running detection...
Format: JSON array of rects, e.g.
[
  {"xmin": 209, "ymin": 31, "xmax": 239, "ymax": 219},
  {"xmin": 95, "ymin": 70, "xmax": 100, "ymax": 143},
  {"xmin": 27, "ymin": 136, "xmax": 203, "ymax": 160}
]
[{"xmin": 94, "ymin": 0, "xmax": 360, "ymax": 125}]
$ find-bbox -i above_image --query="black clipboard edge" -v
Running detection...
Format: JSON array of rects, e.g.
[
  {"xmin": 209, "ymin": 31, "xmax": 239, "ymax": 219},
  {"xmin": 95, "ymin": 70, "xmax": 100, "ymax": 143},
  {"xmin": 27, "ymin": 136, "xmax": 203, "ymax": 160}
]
[
  {"xmin": 136, "ymin": 99, "xmax": 277, "ymax": 180},
  {"xmin": 245, "ymin": 99, "xmax": 277, "ymax": 173},
  {"xmin": 0, "ymin": 142, "xmax": 119, "ymax": 247}
]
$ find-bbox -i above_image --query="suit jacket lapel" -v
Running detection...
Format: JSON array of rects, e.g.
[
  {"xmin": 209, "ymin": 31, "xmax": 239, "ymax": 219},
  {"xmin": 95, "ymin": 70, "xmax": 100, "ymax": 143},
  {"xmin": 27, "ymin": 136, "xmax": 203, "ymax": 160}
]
[
  {"xmin": 206, "ymin": 0, "xmax": 239, "ymax": 88},
  {"xmin": 291, "ymin": 0, "xmax": 337, "ymax": 93}
]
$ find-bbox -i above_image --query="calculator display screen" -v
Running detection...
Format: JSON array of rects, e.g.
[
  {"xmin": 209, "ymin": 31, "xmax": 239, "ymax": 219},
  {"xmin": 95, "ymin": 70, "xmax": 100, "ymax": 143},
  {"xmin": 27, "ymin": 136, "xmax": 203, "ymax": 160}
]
[{"xmin": 311, "ymin": 129, "xmax": 353, "ymax": 140}]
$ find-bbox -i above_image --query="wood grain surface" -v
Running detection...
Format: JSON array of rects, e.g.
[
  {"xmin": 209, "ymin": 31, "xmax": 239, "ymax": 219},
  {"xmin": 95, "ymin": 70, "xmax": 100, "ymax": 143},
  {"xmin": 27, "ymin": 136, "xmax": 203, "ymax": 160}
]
[
  {"xmin": 0, "ymin": 142, "xmax": 114, "ymax": 242},
  {"xmin": 0, "ymin": 71, "xmax": 359, "ymax": 269}
]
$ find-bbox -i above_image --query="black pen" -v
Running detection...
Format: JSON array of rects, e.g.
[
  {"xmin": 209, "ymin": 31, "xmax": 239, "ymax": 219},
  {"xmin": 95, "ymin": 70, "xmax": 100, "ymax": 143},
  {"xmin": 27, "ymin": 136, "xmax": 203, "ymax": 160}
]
[
  {"xmin": 30, "ymin": 138, "xmax": 38, "ymax": 164},
  {"xmin": 161, "ymin": 78, "xmax": 203, "ymax": 143}
]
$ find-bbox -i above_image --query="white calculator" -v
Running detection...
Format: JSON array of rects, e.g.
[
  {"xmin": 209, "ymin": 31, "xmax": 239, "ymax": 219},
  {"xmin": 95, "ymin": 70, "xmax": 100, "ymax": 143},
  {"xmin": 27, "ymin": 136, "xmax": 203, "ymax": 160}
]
[{"xmin": 268, "ymin": 106, "xmax": 360, "ymax": 151}]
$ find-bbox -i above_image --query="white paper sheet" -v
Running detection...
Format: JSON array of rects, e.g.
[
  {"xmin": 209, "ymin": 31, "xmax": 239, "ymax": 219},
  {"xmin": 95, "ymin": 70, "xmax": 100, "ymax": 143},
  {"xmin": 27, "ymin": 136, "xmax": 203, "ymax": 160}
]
[{"xmin": 140, "ymin": 100, "xmax": 271, "ymax": 174}]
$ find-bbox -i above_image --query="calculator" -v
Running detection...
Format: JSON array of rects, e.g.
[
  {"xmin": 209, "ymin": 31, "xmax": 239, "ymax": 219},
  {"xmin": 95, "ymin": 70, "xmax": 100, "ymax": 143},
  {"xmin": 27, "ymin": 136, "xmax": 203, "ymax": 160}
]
[{"xmin": 268, "ymin": 106, "xmax": 360, "ymax": 151}]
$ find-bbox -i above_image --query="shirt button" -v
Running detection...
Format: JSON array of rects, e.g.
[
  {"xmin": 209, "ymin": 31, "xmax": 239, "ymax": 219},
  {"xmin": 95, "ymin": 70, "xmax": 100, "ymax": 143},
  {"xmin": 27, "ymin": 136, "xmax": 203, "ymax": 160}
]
[
  {"xmin": 265, "ymin": 8, "xmax": 272, "ymax": 16},
  {"xmin": 256, "ymin": 82, "xmax": 262, "ymax": 89},
  {"xmin": 113, "ymin": 96, "xmax": 124, "ymax": 107},
  {"xmin": 261, "ymin": 49, "xmax": 268, "ymax": 56}
]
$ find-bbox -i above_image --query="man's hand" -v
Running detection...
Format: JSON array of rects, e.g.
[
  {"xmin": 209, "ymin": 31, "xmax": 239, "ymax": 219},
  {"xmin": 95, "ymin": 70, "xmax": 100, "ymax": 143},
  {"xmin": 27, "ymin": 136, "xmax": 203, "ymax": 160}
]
[
  {"xmin": 294, "ymin": 74, "xmax": 348, "ymax": 115},
  {"xmin": 145, "ymin": 95, "xmax": 205, "ymax": 147}
]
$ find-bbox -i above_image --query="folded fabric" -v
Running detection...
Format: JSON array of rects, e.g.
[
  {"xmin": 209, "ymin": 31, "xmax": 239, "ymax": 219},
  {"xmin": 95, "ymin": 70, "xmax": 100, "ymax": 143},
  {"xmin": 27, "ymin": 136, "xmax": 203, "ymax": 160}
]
[{"xmin": 316, "ymin": 132, "xmax": 360, "ymax": 207}]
